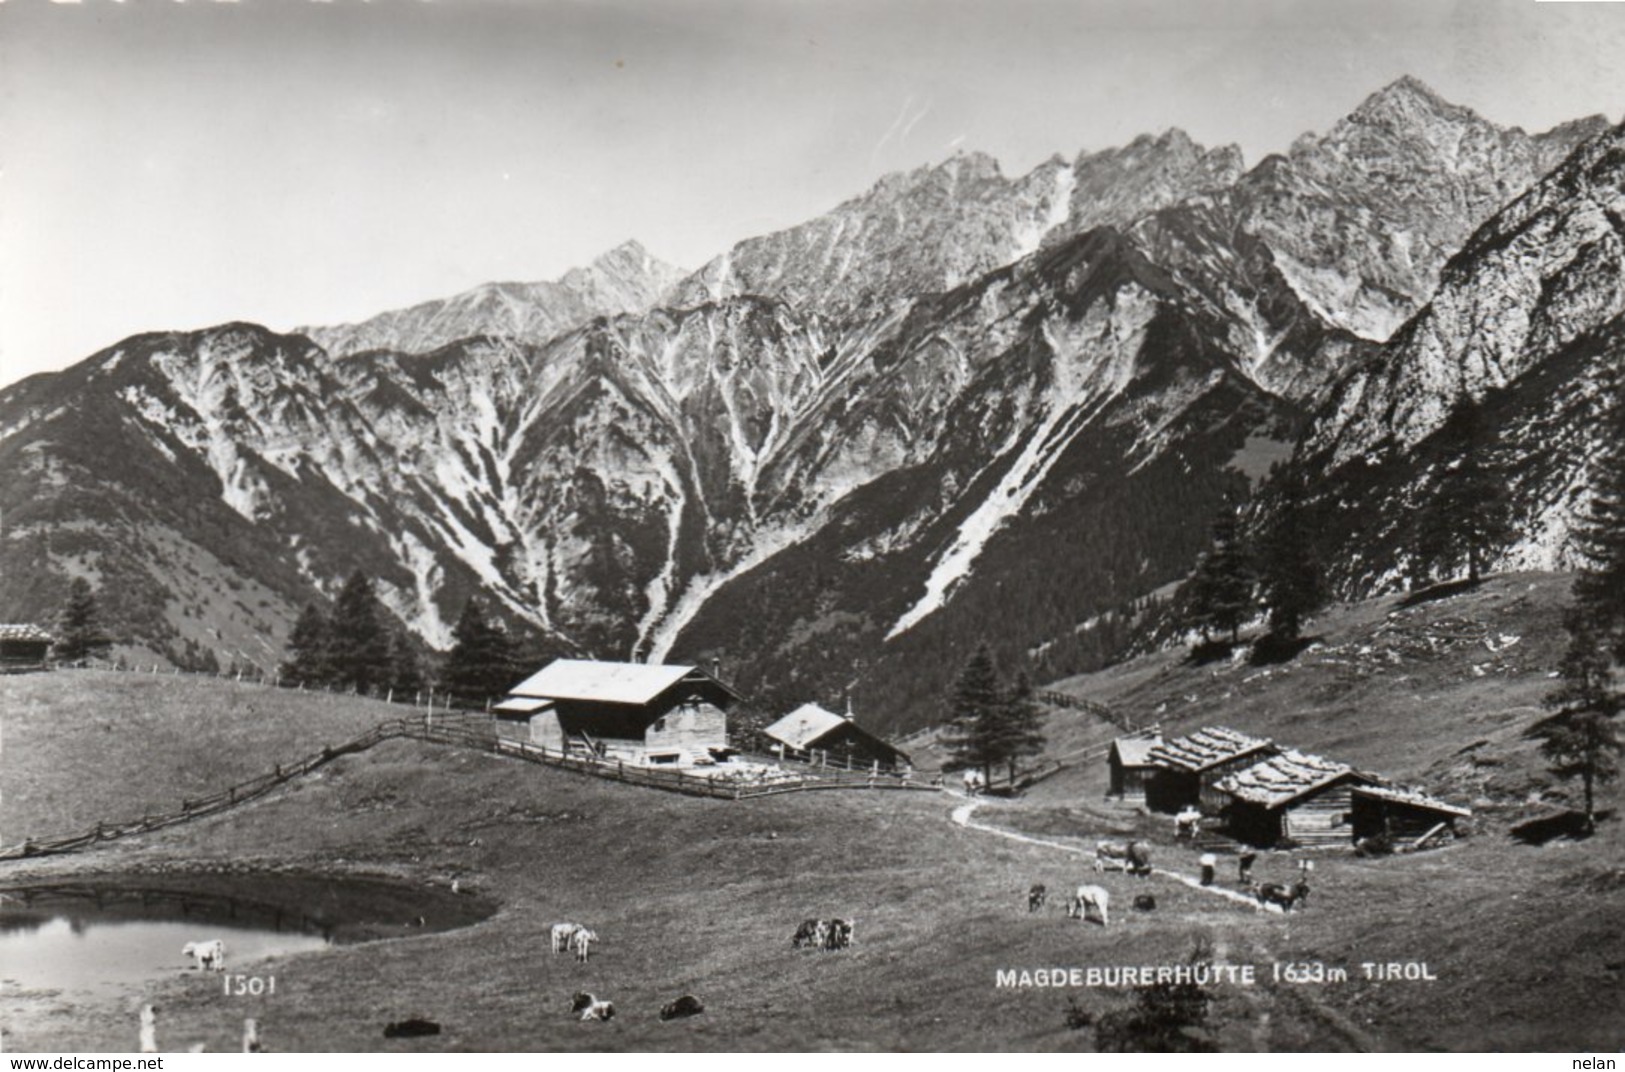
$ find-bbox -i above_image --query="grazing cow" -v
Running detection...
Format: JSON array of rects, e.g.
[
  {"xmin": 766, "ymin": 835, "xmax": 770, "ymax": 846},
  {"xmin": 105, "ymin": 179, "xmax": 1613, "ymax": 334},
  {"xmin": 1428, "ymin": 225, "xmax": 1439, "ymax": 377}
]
[
  {"xmin": 824, "ymin": 918, "xmax": 855, "ymax": 950},
  {"xmin": 182, "ymin": 939, "xmax": 226, "ymax": 972},
  {"xmin": 791, "ymin": 918, "xmax": 827, "ymax": 949},
  {"xmin": 571, "ymin": 927, "xmax": 598, "ymax": 963},
  {"xmin": 1126, "ymin": 841, "xmax": 1153, "ymax": 877},
  {"xmin": 1027, "ymin": 883, "xmax": 1047, "ymax": 912},
  {"xmin": 659, "ymin": 995, "xmax": 705, "ymax": 1021},
  {"xmin": 1132, "ymin": 894, "xmax": 1157, "ymax": 912},
  {"xmin": 1067, "ymin": 885, "xmax": 1111, "ymax": 926},
  {"xmin": 570, "ymin": 993, "xmax": 615, "ymax": 1022},
  {"xmin": 1093, "ymin": 840, "xmax": 1132, "ymax": 872},
  {"xmin": 1255, "ymin": 881, "xmax": 1310, "ymax": 912},
  {"xmin": 1238, "ymin": 852, "xmax": 1258, "ymax": 886},
  {"xmin": 1174, "ymin": 807, "xmax": 1202, "ymax": 840},
  {"xmin": 383, "ymin": 1018, "xmax": 441, "ymax": 1039},
  {"xmin": 551, "ymin": 922, "xmax": 581, "ymax": 954}
]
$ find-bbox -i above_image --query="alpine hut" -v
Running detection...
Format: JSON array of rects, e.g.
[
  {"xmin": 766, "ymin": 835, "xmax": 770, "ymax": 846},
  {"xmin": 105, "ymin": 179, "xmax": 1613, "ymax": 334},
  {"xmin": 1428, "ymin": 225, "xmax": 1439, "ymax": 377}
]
[
  {"xmin": 1349, "ymin": 785, "xmax": 1471, "ymax": 848},
  {"xmin": 0, "ymin": 624, "xmax": 54, "ymax": 673},
  {"xmin": 493, "ymin": 659, "xmax": 739, "ymax": 767},
  {"xmin": 763, "ymin": 702, "xmax": 911, "ymax": 771},
  {"xmin": 1217, "ymin": 749, "xmax": 1375, "ymax": 848},
  {"xmin": 1106, "ymin": 730, "xmax": 1162, "ymax": 805},
  {"xmin": 1145, "ymin": 727, "xmax": 1277, "ymax": 813}
]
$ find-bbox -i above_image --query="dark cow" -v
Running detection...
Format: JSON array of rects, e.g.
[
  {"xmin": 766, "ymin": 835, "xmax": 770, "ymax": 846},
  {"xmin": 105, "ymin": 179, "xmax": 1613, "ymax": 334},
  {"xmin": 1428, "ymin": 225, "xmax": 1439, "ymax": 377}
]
[
  {"xmin": 659, "ymin": 995, "xmax": 705, "ymax": 1021},
  {"xmin": 824, "ymin": 918, "xmax": 855, "ymax": 950},
  {"xmin": 1126, "ymin": 841, "xmax": 1153, "ymax": 878},
  {"xmin": 1256, "ymin": 881, "xmax": 1310, "ymax": 912},
  {"xmin": 791, "ymin": 919, "xmax": 827, "ymax": 949},
  {"xmin": 1132, "ymin": 894, "xmax": 1157, "ymax": 912},
  {"xmin": 383, "ymin": 1018, "xmax": 441, "ymax": 1039},
  {"xmin": 1027, "ymin": 883, "xmax": 1047, "ymax": 912}
]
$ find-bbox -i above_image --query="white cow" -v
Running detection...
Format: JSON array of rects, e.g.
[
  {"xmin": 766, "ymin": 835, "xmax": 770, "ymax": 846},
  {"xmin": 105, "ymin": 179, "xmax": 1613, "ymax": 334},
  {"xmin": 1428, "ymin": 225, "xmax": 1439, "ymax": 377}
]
[
  {"xmin": 1174, "ymin": 807, "xmax": 1203, "ymax": 839},
  {"xmin": 550, "ymin": 922, "xmax": 581, "ymax": 954},
  {"xmin": 961, "ymin": 769, "xmax": 986, "ymax": 795},
  {"xmin": 139, "ymin": 1004, "xmax": 159, "ymax": 1054},
  {"xmin": 1093, "ymin": 840, "xmax": 1132, "ymax": 872},
  {"xmin": 1067, "ymin": 884, "xmax": 1111, "ymax": 927},
  {"xmin": 572, "ymin": 927, "xmax": 598, "ymax": 963},
  {"xmin": 182, "ymin": 939, "xmax": 226, "ymax": 972},
  {"xmin": 570, "ymin": 992, "xmax": 614, "ymax": 1021}
]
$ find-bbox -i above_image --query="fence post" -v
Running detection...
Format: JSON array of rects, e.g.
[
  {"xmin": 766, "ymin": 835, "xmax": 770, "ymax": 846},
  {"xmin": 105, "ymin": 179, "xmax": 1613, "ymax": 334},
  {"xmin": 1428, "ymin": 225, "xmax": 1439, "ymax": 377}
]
[
  {"xmin": 228, "ymin": 787, "xmax": 236, "ymax": 804},
  {"xmin": 274, "ymin": 763, "xmax": 282, "ymax": 779}
]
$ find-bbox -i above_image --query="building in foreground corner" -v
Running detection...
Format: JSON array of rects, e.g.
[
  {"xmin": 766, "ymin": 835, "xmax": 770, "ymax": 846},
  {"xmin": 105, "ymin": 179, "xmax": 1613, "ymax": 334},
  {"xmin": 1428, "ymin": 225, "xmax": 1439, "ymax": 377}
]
[
  {"xmin": 762, "ymin": 702, "xmax": 911, "ymax": 770},
  {"xmin": 492, "ymin": 658, "xmax": 739, "ymax": 767},
  {"xmin": 0, "ymin": 624, "xmax": 54, "ymax": 673}
]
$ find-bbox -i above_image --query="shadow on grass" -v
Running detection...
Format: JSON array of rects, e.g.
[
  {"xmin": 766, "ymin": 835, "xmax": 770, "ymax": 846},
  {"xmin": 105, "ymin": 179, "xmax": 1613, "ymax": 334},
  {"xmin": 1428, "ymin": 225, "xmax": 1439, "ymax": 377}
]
[
  {"xmin": 1510, "ymin": 808, "xmax": 1611, "ymax": 845},
  {"xmin": 1185, "ymin": 639, "xmax": 1237, "ymax": 666},
  {"xmin": 1248, "ymin": 634, "xmax": 1320, "ymax": 666},
  {"xmin": 1398, "ymin": 577, "xmax": 1483, "ymax": 608}
]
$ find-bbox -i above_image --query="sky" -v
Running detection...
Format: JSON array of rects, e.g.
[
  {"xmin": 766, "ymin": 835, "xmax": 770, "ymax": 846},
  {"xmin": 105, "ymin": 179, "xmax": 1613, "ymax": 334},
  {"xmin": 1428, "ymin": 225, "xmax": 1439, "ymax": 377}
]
[{"xmin": 2, "ymin": 0, "xmax": 1623, "ymax": 387}]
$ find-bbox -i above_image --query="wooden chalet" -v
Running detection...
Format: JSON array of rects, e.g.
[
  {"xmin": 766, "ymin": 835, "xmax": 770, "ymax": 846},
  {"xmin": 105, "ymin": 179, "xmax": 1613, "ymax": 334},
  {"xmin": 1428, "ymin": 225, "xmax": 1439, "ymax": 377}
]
[
  {"xmin": 1146, "ymin": 726, "xmax": 1277, "ymax": 813},
  {"xmin": 1106, "ymin": 730, "xmax": 1162, "ymax": 804},
  {"xmin": 1350, "ymin": 784, "xmax": 1471, "ymax": 846},
  {"xmin": 493, "ymin": 659, "xmax": 739, "ymax": 767},
  {"xmin": 1217, "ymin": 749, "xmax": 1375, "ymax": 848},
  {"xmin": 0, "ymin": 624, "xmax": 54, "ymax": 673},
  {"xmin": 763, "ymin": 702, "xmax": 911, "ymax": 771}
]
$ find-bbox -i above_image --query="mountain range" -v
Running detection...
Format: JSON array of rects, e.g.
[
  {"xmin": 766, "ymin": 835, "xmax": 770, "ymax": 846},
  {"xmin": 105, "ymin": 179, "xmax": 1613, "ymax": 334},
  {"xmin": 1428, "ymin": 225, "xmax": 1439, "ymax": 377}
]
[{"xmin": 1, "ymin": 77, "xmax": 1619, "ymax": 730}]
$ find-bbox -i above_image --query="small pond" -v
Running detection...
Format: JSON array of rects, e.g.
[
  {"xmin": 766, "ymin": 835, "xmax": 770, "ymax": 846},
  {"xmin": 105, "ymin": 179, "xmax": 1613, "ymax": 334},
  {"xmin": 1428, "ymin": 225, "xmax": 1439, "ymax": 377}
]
[{"xmin": 0, "ymin": 873, "xmax": 495, "ymax": 998}]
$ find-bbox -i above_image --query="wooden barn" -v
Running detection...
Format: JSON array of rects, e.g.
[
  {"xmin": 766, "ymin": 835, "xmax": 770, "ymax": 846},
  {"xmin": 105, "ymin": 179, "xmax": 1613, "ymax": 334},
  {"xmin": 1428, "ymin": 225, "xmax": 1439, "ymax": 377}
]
[
  {"xmin": 762, "ymin": 702, "xmax": 911, "ymax": 771},
  {"xmin": 1106, "ymin": 730, "xmax": 1162, "ymax": 804},
  {"xmin": 1217, "ymin": 750, "xmax": 1376, "ymax": 848},
  {"xmin": 492, "ymin": 659, "xmax": 739, "ymax": 767},
  {"xmin": 0, "ymin": 624, "xmax": 54, "ymax": 673},
  {"xmin": 1350, "ymin": 785, "xmax": 1471, "ymax": 847},
  {"xmin": 1146, "ymin": 726, "xmax": 1277, "ymax": 813}
]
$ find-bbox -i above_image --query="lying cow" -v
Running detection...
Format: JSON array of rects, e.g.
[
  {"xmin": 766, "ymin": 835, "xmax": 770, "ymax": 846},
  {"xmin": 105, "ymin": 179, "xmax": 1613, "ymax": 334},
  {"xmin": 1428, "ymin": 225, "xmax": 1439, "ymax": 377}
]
[
  {"xmin": 1132, "ymin": 894, "xmax": 1157, "ymax": 912},
  {"xmin": 182, "ymin": 939, "xmax": 226, "ymax": 972},
  {"xmin": 659, "ymin": 995, "xmax": 705, "ymax": 1021},
  {"xmin": 1093, "ymin": 840, "xmax": 1132, "ymax": 873},
  {"xmin": 570, "ymin": 992, "xmax": 614, "ymax": 1022},
  {"xmin": 1027, "ymin": 883, "xmax": 1047, "ymax": 913},
  {"xmin": 1067, "ymin": 884, "xmax": 1110, "ymax": 927}
]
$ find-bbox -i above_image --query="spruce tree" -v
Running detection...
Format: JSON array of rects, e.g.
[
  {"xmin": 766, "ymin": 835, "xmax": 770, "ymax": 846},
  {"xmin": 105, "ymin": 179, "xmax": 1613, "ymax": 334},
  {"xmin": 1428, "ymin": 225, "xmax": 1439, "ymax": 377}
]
[
  {"xmin": 1571, "ymin": 376, "xmax": 1625, "ymax": 660},
  {"xmin": 1258, "ymin": 479, "xmax": 1326, "ymax": 643},
  {"xmin": 943, "ymin": 642, "xmax": 1006, "ymax": 789},
  {"xmin": 279, "ymin": 602, "xmax": 332, "ymax": 687},
  {"xmin": 440, "ymin": 596, "xmax": 520, "ymax": 704},
  {"xmin": 998, "ymin": 670, "xmax": 1048, "ymax": 784},
  {"xmin": 1184, "ymin": 504, "xmax": 1255, "ymax": 645},
  {"xmin": 1412, "ymin": 397, "xmax": 1512, "ymax": 585},
  {"xmin": 385, "ymin": 624, "xmax": 423, "ymax": 697},
  {"xmin": 328, "ymin": 571, "xmax": 390, "ymax": 694},
  {"xmin": 54, "ymin": 577, "xmax": 111, "ymax": 664},
  {"xmin": 1541, "ymin": 611, "xmax": 1623, "ymax": 832}
]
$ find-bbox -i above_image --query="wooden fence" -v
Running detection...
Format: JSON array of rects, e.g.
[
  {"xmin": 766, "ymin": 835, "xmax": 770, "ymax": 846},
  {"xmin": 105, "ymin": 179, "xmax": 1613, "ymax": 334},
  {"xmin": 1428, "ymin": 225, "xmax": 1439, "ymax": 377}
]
[
  {"xmin": 1035, "ymin": 689, "xmax": 1137, "ymax": 731},
  {"xmin": 0, "ymin": 715, "xmax": 940, "ymax": 863}
]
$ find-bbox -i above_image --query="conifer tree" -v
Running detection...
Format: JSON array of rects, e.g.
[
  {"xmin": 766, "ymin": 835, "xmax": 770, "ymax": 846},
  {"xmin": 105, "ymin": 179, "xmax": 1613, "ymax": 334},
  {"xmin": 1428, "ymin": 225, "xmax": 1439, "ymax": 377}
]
[
  {"xmin": 279, "ymin": 602, "xmax": 333, "ymax": 687},
  {"xmin": 1183, "ymin": 504, "xmax": 1255, "ymax": 645},
  {"xmin": 1542, "ymin": 611, "xmax": 1622, "ymax": 833},
  {"xmin": 54, "ymin": 577, "xmax": 111, "ymax": 664},
  {"xmin": 1411, "ymin": 396, "xmax": 1512, "ymax": 585},
  {"xmin": 385, "ymin": 623, "xmax": 423, "ymax": 697},
  {"xmin": 328, "ymin": 571, "xmax": 390, "ymax": 694},
  {"xmin": 1571, "ymin": 376, "xmax": 1625, "ymax": 660},
  {"xmin": 943, "ymin": 642, "xmax": 1006, "ymax": 788},
  {"xmin": 440, "ymin": 596, "xmax": 520, "ymax": 704},
  {"xmin": 997, "ymin": 670, "xmax": 1048, "ymax": 784},
  {"xmin": 1258, "ymin": 479, "xmax": 1326, "ymax": 643}
]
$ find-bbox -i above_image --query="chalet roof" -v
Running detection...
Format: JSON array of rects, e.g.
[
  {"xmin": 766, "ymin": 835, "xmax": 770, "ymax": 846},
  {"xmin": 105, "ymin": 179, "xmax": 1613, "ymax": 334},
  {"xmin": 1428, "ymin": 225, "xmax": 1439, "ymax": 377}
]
[
  {"xmin": 1218, "ymin": 749, "xmax": 1359, "ymax": 808},
  {"xmin": 491, "ymin": 696, "xmax": 555, "ymax": 715},
  {"xmin": 1149, "ymin": 726, "xmax": 1273, "ymax": 773},
  {"xmin": 1111, "ymin": 735, "xmax": 1162, "ymax": 767},
  {"xmin": 1351, "ymin": 784, "xmax": 1472, "ymax": 818},
  {"xmin": 507, "ymin": 659, "xmax": 706, "ymax": 706},
  {"xmin": 0, "ymin": 624, "xmax": 53, "ymax": 643},
  {"xmin": 764, "ymin": 703, "xmax": 848, "ymax": 751}
]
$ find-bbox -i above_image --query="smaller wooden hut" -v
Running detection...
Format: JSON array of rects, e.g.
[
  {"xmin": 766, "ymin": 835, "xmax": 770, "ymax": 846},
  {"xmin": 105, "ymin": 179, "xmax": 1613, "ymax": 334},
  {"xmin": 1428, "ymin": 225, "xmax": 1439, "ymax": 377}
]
[
  {"xmin": 1217, "ymin": 750, "xmax": 1374, "ymax": 848},
  {"xmin": 0, "ymin": 624, "xmax": 54, "ymax": 673},
  {"xmin": 1350, "ymin": 785, "xmax": 1471, "ymax": 847},
  {"xmin": 1146, "ymin": 727, "xmax": 1277, "ymax": 813},
  {"xmin": 1107, "ymin": 731, "xmax": 1162, "ymax": 804},
  {"xmin": 763, "ymin": 703, "xmax": 910, "ymax": 771}
]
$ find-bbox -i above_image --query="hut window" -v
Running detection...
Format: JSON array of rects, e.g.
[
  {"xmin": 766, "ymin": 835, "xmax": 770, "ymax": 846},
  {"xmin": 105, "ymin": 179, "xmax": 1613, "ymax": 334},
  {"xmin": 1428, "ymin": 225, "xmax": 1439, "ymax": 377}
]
[{"xmin": 653, "ymin": 716, "xmax": 668, "ymax": 732}]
